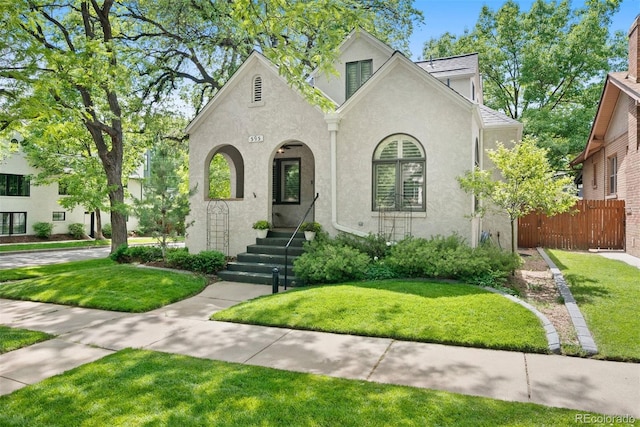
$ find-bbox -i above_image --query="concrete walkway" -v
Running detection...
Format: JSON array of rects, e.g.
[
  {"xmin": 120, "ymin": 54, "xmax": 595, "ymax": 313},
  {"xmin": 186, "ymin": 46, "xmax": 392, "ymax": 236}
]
[
  {"xmin": 1, "ymin": 282, "xmax": 638, "ymax": 419},
  {"xmin": 596, "ymin": 251, "xmax": 640, "ymax": 269}
]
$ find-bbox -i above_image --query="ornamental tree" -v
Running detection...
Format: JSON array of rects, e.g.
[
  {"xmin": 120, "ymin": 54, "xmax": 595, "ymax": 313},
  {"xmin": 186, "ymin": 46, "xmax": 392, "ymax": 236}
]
[{"xmin": 457, "ymin": 137, "xmax": 578, "ymax": 253}]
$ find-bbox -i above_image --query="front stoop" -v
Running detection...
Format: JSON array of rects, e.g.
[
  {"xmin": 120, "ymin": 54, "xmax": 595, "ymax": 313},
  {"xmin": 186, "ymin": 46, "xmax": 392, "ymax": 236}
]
[{"xmin": 217, "ymin": 231, "xmax": 306, "ymax": 287}]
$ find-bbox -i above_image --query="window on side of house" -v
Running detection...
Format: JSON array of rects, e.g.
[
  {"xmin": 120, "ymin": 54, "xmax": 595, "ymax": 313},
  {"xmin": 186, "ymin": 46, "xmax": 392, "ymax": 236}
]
[
  {"xmin": 346, "ymin": 59, "xmax": 373, "ymax": 99},
  {"xmin": 53, "ymin": 211, "xmax": 66, "ymax": 221},
  {"xmin": 608, "ymin": 155, "xmax": 617, "ymax": 194},
  {"xmin": 373, "ymin": 135, "xmax": 425, "ymax": 211},
  {"xmin": 272, "ymin": 158, "xmax": 300, "ymax": 204},
  {"xmin": 0, "ymin": 212, "xmax": 27, "ymax": 235},
  {"xmin": 0, "ymin": 174, "xmax": 30, "ymax": 196},
  {"xmin": 592, "ymin": 163, "xmax": 597, "ymax": 189}
]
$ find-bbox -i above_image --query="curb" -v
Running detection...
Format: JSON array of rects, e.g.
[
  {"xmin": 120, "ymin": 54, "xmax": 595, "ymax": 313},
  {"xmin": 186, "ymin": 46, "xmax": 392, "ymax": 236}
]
[
  {"xmin": 536, "ymin": 248, "xmax": 598, "ymax": 355},
  {"xmin": 482, "ymin": 287, "xmax": 560, "ymax": 353}
]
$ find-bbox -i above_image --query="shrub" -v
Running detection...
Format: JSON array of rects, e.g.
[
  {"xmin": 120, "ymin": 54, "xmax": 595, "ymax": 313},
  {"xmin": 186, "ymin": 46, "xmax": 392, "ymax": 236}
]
[
  {"xmin": 293, "ymin": 244, "xmax": 370, "ymax": 284},
  {"xmin": 301, "ymin": 221, "xmax": 322, "ymax": 232},
  {"xmin": 365, "ymin": 261, "xmax": 399, "ymax": 281},
  {"xmin": 252, "ymin": 220, "xmax": 270, "ymax": 230},
  {"xmin": 102, "ymin": 223, "xmax": 112, "ymax": 238},
  {"xmin": 33, "ymin": 222, "xmax": 53, "ymax": 239},
  {"xmin": 333, "ymin": 232, "xmax": 390, "ymax": 260},
  {"xmin": 68, "ymin": 223, "xmax": 86, "ymax": 239},
  {"xmin": 126, "ymin": 245, "xmax": 163, "ymax": 263},
  {"xmin": 110, "ymin": 244, "xmax": 130, "ymax": 263},
  {"xmin": 167, "ymin": 249, "xmax": 226, "ymax": 274}
]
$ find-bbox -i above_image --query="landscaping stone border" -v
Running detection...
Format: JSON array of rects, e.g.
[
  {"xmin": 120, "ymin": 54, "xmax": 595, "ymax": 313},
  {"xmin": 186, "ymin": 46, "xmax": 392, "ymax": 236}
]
[
  {"xmin": 482, "ymin": 287, "xmax": 560, "ymax": 353},
  {"xmin": 536, "ymin": 247, "xmax": 598, "ymax": 355}
]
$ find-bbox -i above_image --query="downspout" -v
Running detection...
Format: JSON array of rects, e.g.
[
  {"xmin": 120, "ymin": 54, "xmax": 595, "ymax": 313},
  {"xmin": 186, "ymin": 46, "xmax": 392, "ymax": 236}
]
[{"xmin": 326, "ymin": 113, "xmax": 367, "ymax": 237}]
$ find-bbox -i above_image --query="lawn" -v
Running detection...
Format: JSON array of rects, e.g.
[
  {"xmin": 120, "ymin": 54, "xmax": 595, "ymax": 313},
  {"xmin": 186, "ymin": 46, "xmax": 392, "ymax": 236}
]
[
  {"xmin": 546, "ymin": 250, "xmax": 640, "ymax": 361},
  {"xmin": 0, "ymin": 326, "xmax": 53, "ymax": 354},
  {"xmin": 212, "ymin": 280, "xmax": 549, "ymax": 353},
  {"xmin": 0, "ymin": 349, "xmax": 610, "ymax": 426},
  {"xmin": 0, "ymin": 258, "xmax": 116, "ymax": 282},
  {"xmin": 0, "ymin": 239, "xmax": 110, "ymax": 252},
  {"xmin": 0, "ymin": 264, "xmax": 208, "ymax": 312}
]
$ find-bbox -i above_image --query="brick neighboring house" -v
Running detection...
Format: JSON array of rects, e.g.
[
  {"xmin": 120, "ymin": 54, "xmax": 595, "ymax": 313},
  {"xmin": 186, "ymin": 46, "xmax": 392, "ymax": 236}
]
[{"xmin": 571, "ymin": 16, "xmax": 640, "ymax": 257}]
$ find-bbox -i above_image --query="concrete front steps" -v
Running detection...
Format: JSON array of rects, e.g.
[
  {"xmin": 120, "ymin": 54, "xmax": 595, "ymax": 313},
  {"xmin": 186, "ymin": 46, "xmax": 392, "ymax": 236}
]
[{"xmin": 217, "ymin": 230, "xmax": 306, "ymax": 287}]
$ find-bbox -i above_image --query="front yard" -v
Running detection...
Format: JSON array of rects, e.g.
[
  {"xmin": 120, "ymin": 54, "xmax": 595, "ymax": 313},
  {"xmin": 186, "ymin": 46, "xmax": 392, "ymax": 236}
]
[
  {"xmin": 212, "ymin": 280, "xmax": 549, "ymax": 353},
  {"xmin": 0, "ymin": 349, "xmax": 609, "ymax": 426}
]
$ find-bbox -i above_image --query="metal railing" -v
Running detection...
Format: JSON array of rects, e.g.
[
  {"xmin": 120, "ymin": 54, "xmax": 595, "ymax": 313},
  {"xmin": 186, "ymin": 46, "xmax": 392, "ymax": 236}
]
[{"xmin": 283, "ymin": 193, "xmax": 319, "ymax": 290}]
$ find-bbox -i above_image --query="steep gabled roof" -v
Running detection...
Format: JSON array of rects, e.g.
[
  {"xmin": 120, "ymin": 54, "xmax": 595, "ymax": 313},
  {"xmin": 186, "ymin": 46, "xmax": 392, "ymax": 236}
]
[
  {"xmin": 571, "ymin": 71, "xmax": 640, "ymax": 166},
  {"xmin": 186, "ymin": 51, "xmax": 334, "ymax": 134},
  {"xmin": 478, "ymin": 104, "xmax": 520, "ymax": 128},
  {"xmin": 336, "ymin": 50, "xmax": 474, "ymax": 116},
  {"xmin": 415, "ymin": 53, "xmax": 479, "ymax": 78}
]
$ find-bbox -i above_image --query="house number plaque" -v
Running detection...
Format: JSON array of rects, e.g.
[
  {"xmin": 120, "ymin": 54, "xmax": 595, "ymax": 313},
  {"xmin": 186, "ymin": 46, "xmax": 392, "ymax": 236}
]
[{"xmin": 248, "ymin": 135, "xmax": 264, "ymax": 143}]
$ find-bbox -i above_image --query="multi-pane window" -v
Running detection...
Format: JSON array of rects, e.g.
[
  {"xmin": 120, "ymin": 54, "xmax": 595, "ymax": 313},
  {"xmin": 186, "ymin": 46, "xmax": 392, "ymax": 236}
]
[
  {"xmin": 0, "ymin": 174, "xmax": 30, "ymax": 196},
  {"xmin": 272, "ymin": 158, "xmax": 300, "ymax": 204},
  {"xmin": 346, "ymin": 59, "xmax": 373, "ymax": 99},
  {"xmin": 0, "ymin": 212, "xmax": 27, "ymax": 235},
  {"xmin": 609, "ymin": 155, "xmax": 617, "ymax": 194},
  {"xmin": 373, "ymin": 135, "xmax": 425, "ymax": 211},
  {"xmin": 53, "ymin": 211, "xmax": 66, "ymax": 221}
]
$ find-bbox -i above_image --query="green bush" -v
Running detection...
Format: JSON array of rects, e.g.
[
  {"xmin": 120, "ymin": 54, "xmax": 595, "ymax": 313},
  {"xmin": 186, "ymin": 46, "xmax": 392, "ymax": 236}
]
[
  {"xmin": 365, "ymin": 261, "xmax": 399, "ymax": 280},
  {"xmin": 109, "ymin": 245, "xmax": 162, "ymax": 263},
  {"xmin": 102, "ymin": 223, "xmax": 112, "ymax": 238},
  {"xmin": 33, "ymin": 222, "xmax": 53, "ymax": 239},
  {"xmin": 385, "ymin": 234, "xmax": 521, "ymax": 287},
  {"xmin": 109, "ymin": 244, "xmax": 130, "ymax": 263},
  {"xmin": 167, "ymin": 249, "xmax": 226, "ymax": 274},
  {"xmin": 293, "ymin": 244, "xmax": 370, "ymax": 284},
  {"xmin": 333, "ymin": 232, "xmax": 390, "ymax": 260},
  {"xmin": 166, "ymin": 249, "xmax": 192, "ymax": 270},
  {"xmin": 68, "ymin": 223, "xmax": 86, "ymax": 239}
]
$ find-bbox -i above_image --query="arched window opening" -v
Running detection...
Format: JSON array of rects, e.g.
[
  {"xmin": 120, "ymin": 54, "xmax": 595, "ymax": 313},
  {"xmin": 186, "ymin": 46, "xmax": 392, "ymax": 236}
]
[
  {"xmin": 373, "ymin": 134, "xmax": 425, "ymax": 211},
  {"xmin": 209, "ymin": 153, "xmax": 231, "ymax": 199},
  {"xmin": 207, "ymin": 146, "xmax": 244, "ymax": 200}
]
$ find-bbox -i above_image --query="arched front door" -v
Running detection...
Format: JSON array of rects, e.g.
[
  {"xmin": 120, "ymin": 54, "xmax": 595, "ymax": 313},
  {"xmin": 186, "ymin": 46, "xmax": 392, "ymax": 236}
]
[{"xmin": 271, "ymin": 142, "xmax": 315, "ymax": 228}]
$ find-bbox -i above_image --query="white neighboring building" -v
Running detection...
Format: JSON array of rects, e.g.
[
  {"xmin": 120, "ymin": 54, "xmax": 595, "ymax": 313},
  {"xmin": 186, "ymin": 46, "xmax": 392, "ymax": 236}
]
[{"xmin": 0, "ymin": 144, "xmax": 145, "ymax": 238}]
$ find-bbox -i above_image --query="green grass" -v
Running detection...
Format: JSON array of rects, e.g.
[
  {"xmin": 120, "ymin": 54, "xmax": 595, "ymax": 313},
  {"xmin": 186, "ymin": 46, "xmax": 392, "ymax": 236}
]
[
  {"xmin": 0, "ymin": 258, "xmax": 116, "ymax": 282},
  {"xmin": 213, "ymin": 280, "xmax": 549, "ymax": 353},
  {"xmin": 0, "ymin": 326, "xmax": 54, "ymax": 354},
  {"xmin": 0, "ymin": 264, "xmax": 208, "ymax": 312},
  {"xmin": 547, "ymin": 250, "xmax": 640, "ymax": 361},
  {"xmin": 0, "ymin": 239, "xmax": 110, "ymax": 252},
  {"xmin": 0, "ymin": 349, "xmax": 611, "ymax": 426}
]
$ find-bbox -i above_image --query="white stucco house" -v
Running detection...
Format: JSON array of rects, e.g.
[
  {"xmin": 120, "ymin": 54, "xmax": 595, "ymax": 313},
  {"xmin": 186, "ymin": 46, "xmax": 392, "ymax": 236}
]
[
  {"xmin": 185, "ymin": 29, "xmax": 522, "ymax": 258},
  {"xmin": 0, "ymin": 142, "xmax": 146, "ymax": 239}
]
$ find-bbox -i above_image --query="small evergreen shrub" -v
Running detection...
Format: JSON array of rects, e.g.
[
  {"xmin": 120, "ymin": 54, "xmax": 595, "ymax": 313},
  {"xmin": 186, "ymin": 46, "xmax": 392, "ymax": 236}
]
[
  {"xmin": 293, "ymin": 244, "xmax": 370, "ymax": 284},
  {"xmin": 33, "ymin": 222, "xmax": 53, "ymax": 239},
  {"xmin": 166, "ymin": 248, "xmax": 192, "ymax": 270},
  {"xmin": 102, "ymin": 223, "xmax": 112, "ymax": 238},
  {"xmin": 68, "ymin": 223, "xmax": 86, "ymax": 239},
  {"xmin": 365, "ymin": 261, "xmax": 399, "ymax": 280}
]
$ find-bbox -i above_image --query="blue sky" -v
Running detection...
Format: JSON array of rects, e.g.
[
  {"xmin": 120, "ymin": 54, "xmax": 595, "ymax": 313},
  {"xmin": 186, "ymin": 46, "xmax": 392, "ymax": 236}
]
[{"xmin": 408, "ymin": 0, "xmax": 640, "ymax": 59}]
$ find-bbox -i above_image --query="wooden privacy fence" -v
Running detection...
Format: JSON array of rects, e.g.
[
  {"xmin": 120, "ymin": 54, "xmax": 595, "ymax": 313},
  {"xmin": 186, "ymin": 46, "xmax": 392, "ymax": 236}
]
[{"xmin": 518, "ymin": 200, "xmax": 626, "ymax": 250}]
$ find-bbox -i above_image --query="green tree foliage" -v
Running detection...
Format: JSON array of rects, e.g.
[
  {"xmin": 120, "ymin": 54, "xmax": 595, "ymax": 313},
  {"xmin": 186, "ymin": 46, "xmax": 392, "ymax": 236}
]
[
  {"xmin": 134, "ymin": 145, "xmax": 194, "ymax": 262},
  {"xmin": 209, "ymin": 154, "xmax": 231, "ymax": 199},
  {"xmin": 422, "ymin": 0, "xmax": 625, "ymax": 170},
  {"xmin": 457, "ymin": 137, "xmax": 578, "ymax": 253}
]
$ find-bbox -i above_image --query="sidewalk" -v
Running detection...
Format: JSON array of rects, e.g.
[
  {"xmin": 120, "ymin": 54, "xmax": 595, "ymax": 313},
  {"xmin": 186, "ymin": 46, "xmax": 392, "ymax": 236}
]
[{"xmin": 1, "ymin": 282, "xmax": 638, "ymax": 419}]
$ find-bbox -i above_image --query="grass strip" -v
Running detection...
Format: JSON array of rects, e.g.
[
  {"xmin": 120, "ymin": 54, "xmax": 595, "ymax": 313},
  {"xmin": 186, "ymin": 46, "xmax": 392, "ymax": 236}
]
[
  {"xmin": 547, "ymin": 250, "xmax": 640, "ymax": 361},
  {"xmin": 0, "ymin": 258, "xmax": 116, "ymax": 282},
  {"xmin": 0, "ymin": 265, "xmax": 207, "ymax": 312},
  {"xmin": 0, "ymin": 326, "xmax": 54, "ymax": 354},
  {"xmin": 0, "ymin": 349, "xmax": 611, "ymax": 426},
  {"xmin": 213, "ymin": 280, "xmax": 549, "ymax": 353},
  {"xmin": 0, "ymin": 240, "xmax": 110, "ymax": 252}
]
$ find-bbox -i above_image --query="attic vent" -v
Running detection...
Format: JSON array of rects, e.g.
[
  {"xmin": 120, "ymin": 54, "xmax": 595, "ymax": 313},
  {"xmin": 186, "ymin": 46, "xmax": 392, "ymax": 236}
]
[{"xmin": 252, "ymin": 76, "xmax": 263, "ymax": 103}]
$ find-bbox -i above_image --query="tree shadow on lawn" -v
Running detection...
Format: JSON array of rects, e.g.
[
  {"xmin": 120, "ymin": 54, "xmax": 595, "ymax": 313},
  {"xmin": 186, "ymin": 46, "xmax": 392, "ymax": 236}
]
[
  {"xmin": 0, "ymin": 349, "xmax": 585, "ymax": 426},
  {"xmin": 323, "ymin": 279, "xmax": 491, "ymax": 299},
  {"xmin": 562, "ymin": 274, "xmax": 610, "ymax": 305}
]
